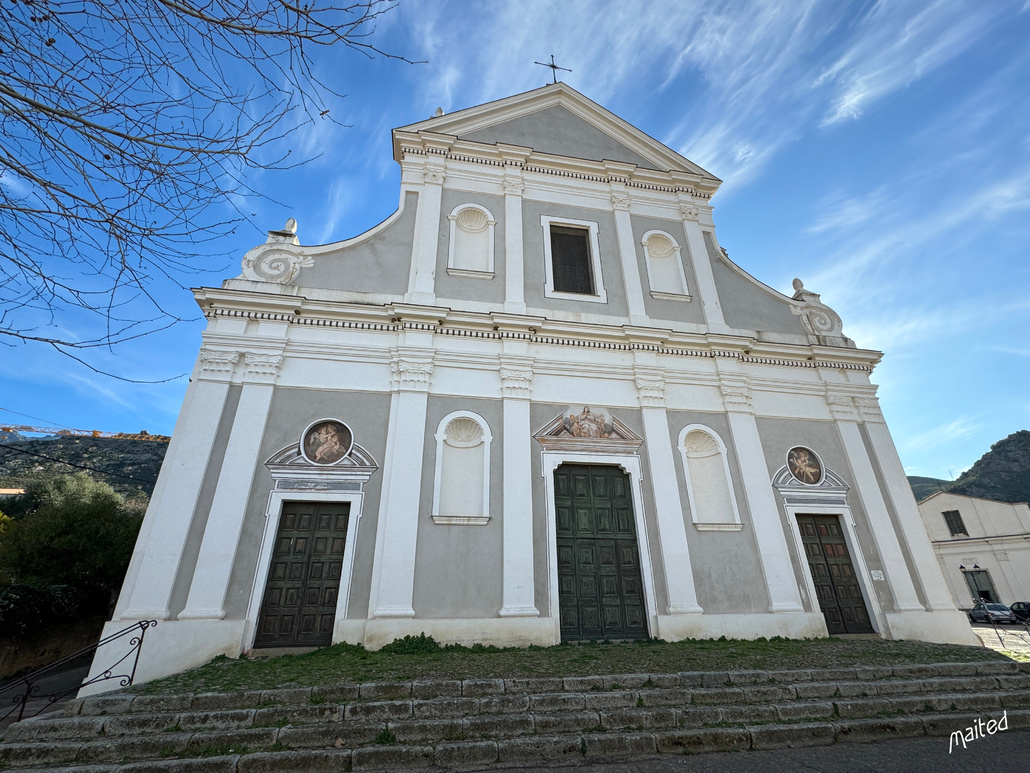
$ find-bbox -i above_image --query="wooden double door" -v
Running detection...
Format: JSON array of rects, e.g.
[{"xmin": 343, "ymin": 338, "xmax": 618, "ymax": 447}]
[
  {"xmin": 254, "ymin": 501, "xmax": 350, "ymax": 648},
  {"xmin": 555, "ymin": 464, "xmax": 648, "ymax": 641},
  {"xmin": 797, "ymin": 514, "xmax": 873, "ymax": 635}
]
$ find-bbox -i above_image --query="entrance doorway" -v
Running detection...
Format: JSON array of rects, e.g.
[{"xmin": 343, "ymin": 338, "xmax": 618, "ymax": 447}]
[
  {"xmin": 554, "ymin": 464, "xmax": 647, "ymax": 641},
  {"xmin": 796, "ymin": 514, "xmax": 874, "ymax": 635},
  {"xmin": 254, "ymin": 501, "xmax": 350, "ymax": 648}
]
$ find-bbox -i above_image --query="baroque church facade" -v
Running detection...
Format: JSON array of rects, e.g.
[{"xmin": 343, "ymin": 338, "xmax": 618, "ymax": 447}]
[{"xmin": 88, "ymin": 83, "xmax": 975, "ymax": 688}]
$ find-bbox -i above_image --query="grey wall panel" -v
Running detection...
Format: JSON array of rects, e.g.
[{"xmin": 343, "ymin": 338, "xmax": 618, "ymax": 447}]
[
  {"xmin": 298, "ymin": 191, "xmax": 418, "ymax": 295},
  {"xmin": 223, "ymin": 387, "xmax": 392, "ymax": 621},
  {"xmin": 755, "ymin": 416, "xmax": 898, "ymax": 614},
  {"xmin": 704, "ymin": 232, "xmax": 809, "ymax": 337},
  {"xmin": 168, "ymin": 384, "xmax": 242, "ymax": 619},
  {"xmin": 434, "ymin": 189, "xmax": 506, "ymax": 304},
  {"xmin": 664, "ymin": 410, "xmax": 770, "ymax": 614},
  {"xmin": 414, "ymin": 396, "xmax": 504, "ymax": 619},
  {"xmin": 461, "ymin": 106, "xmax": 661, "ymax": 170},
  {"xmin": 631, "ymin": 214, "xmax": 706, "ymax": 326},
  {"xmin": 522, "ymin": 200, "xmax": 629, "ymax": 318}
]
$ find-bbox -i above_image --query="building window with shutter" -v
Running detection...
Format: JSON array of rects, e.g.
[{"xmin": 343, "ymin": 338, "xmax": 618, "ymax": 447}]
[
  {"xmin": 942, "ymin": 510, "xmax": 968, "ymax": 536},
  {"xmin": 541, "ymin": 215, "xmax": 607, "ymax": 303}
]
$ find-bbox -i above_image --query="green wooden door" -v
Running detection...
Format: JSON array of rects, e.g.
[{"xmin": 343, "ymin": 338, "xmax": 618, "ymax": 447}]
[
  {"xmin": 796, "ymin": 514, "xmax": 873, "ymax": 634},
  {"xmin": 555, "ymin": 464, "xmax": 647, "ymax": 641},
  {"xmin": 254, "ymin": 501, "xmax": 350, "ymax": 648}
]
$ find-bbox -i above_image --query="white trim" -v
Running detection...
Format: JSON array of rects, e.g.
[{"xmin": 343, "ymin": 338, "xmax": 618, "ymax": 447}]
[
  {"xmin": 540, "ymin": 215, "xmax": 608, "ymax": 304},
  {"xmin": 540, "ymin": 452, "xmax": 659, "ymax": 640},
  {"xmin": 244, "ymin": 490, "xmax": 365, "ymax": 651},
  {"xmin": 783, "ymin": 504, "xmax": 883, "ymax": 635},
  {"xmin": 641, "ymin": 229, "xmax": 690, "ymax": 298},
  {"xmin": 677, "ymin": 424, "xmax": 742, "ymax": 529},
  {"xmin": 447, "ymin": 203, "xmax": 496, "ymax": 278},
  {"xmin": 431, "ymin": 410, "xmax": 493, "ymax": 526}
]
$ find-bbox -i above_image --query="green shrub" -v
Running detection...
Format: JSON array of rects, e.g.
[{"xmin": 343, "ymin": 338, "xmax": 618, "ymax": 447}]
[
  {"xmin": 0, "ymin": 583, "xmax": 109, "ymax": 636},
  {"xmin": 378, "ymin": 633, "xmax": 441, "ymax": 655}
]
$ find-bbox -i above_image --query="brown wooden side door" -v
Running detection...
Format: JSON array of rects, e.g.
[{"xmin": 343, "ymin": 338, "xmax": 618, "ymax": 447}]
[
  {"xmin": 254, "ymin": 501, "xmax": 350, "ymax": 648},
  {"xmin": 555, "ymin": 464, "xmax": 647, "ymax": 641},
  {"xmin": 796, "ymin": 514, "xmax": 874, "ymax": 634}
]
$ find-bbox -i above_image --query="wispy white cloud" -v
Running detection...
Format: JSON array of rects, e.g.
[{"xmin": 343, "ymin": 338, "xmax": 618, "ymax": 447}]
[
  {"xmin": 900, "ymin": 416, "xmax": 982, "ymax": 454},
  {"xmin": 806, "ymin": 188, "xmax": 888, "ymax": 233}
]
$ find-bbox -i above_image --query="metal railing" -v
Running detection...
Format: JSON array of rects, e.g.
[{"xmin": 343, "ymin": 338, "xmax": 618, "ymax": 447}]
[{"xmin": 1, "ymin": 620, "xmax": 156, "ymax": 724}]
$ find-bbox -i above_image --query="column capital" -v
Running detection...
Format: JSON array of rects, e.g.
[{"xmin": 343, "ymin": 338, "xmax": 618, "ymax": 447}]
[
  {"xmin": 242, "ymin": 352, "xmax": 283, "ymax": 385},
  {"xmin": 634, "ymin": 367, "xmax": 666, "ymax": 408},
  {"xmin": 500, "ymin": 365, "xmax": 533, "ymax": 400},
  {"xmin": 719, "ymin": 378, "xmax": 753, "ymax": 413},
  {"xmin": 854, "ymin": 395, "xmax": 886, "ymax": 423},
  {"xmin": 197, "ymin": 349, "xmax": 239, "ymax": 381},
  {"xmin": 826, "ymin": 391, "xmax": 860, "ymax": 422},
  {"xmin": 503, "ymin": 178, "xmax": 525, "ymax": 197},
  {"xmin": 390, "ymin": 351, "xmax": 434, "ymax": 392},
  {"xmin": 611, "ymin": 193, "xmax": 631, "ymax": 211}
]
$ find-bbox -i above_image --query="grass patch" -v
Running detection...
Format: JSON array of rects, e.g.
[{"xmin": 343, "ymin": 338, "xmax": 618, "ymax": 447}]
[
  {"xmin": 373, "ymin": 729, "xmax": 396, "ymax": 745},
  {"xmin": 136, "ymin": 635, "xmax": 1012, "ymax": 696}
]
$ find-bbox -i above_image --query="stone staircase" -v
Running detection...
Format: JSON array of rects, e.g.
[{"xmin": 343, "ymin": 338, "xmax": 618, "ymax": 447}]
[{"xmin": 2, "ymin": 661, "xmax": 1029, "ymax": 771}]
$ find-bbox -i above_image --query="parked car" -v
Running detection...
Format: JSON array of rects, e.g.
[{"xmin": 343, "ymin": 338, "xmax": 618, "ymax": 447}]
[
  {"xmin": 1009, "ymin": 601, "xmax": 1030, "ymax": 622},
  {"xmin": 968, "ymin": 601, "xmax": 1019, "ymax": 625}
]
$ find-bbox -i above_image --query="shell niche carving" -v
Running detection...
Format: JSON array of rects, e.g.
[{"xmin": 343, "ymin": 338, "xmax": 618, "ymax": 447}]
[
  {"xmin": 683, "ymin": 430, "xmax": 720, "ymax": 458},
  {"xmin": 445, "ymin": 417, "xmax": 484, "ymax": 446},
  {"xmin": 455, "ymin": 207, "xmax": 490, "ymax": 234},
  {"xmin": 646, "ymin": 233, "xmax": 676, "ymax": 259}
]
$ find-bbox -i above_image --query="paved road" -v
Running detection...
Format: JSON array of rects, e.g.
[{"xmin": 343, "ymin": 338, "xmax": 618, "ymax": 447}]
[
  {"xmin": 472, "ymin": 729, "xmax": 1030, "ymax": 772},
  {"xmin": 971, "ymin": 623, "xmax": 1030, "ymax": 657}
]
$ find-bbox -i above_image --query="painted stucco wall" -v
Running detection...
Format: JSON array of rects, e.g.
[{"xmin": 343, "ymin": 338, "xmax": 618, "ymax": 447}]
[
  {"xmin": 522, "ymin": 200, "xmax": 629, "ymax": 318},
  {"xmin": 434, "ymin": 189, "xmax": 506, "ymax": 305},
  {"xmin": 413, "ymin": 396, "xmax": 504, "ymax": 618},
  {"xmin": 223, "ymin": 387, "xmax": 392, "ymax": 621},
  {"xmin": 631, "ymin": 215, "xmax": 706, "ymax": 326},
  {"xmin": 755, "ymin": 416, "xmax": 899, "ymax": 615},
  {"xmin": 461, "ymin": 105, "xmax": 661, "ymax": 171},
  {"xmin": 665, "ymin": 410, "xmax": 771, "ymax": 614},
  {"xmin": 298, "ymin": 191, "xmax": 418, "ymax": 296},
  {"xmin": 704, "ymin": 232, "xmax": 808, "ymax": 338}
]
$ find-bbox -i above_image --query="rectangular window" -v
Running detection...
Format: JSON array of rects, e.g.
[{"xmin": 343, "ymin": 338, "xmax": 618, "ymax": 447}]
[
  {"xmin": 550, "ymin": 225, "xmax": 593, "ymax": 294},
  {"xmin": 540, "ymin": 215, "xmax": 607, "ymax": 304},
  {"xmin": 942, "ymin": 510, "xmax": 967, "ymax": 536}
]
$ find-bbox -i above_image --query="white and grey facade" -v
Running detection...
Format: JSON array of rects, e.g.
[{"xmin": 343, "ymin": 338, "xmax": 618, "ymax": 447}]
[{"xmin": 88, "ymin": 83, "xmax": 976, "ymax": 690}]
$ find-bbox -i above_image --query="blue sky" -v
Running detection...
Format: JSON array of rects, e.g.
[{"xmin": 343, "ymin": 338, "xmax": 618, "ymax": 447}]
[{"xmin": 2, "ymin": 0, "xmax": 1028, "ymax": 481}]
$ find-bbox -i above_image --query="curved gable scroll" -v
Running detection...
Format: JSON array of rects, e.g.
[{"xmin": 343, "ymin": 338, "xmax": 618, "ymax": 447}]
[{"xmin": 265, "ymin": 442, "xmax": 379, "ymax": 492}]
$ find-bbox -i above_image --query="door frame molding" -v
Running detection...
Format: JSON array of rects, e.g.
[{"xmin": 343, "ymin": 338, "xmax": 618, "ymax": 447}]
[
  {"xmin": 784, "ymin": 504, "xmax": 882, "ymax": 635},
  {"xmin": 540, "ymin": 451, "xmax": 659, "ymax": 641},
  {"xmin": 244, "ymin": 490, "xmax": 365, "ymax": 651}
]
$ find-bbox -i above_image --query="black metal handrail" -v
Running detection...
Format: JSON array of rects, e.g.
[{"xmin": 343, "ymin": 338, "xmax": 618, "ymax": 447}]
[{"xmin": 0, "ymin": 619, "xmax": 156, "ymax": 724}]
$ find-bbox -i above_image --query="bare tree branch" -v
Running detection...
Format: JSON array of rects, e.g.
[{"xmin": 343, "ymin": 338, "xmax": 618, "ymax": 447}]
[{"xmin": 0, "ymin": 0, "xmax": 413, "ymax": 359}]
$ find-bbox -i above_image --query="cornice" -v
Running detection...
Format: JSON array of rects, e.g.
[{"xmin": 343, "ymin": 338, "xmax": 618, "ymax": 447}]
[{"xmin": 195, "ymin": 290, "xmax": 882, "ymax": 373}]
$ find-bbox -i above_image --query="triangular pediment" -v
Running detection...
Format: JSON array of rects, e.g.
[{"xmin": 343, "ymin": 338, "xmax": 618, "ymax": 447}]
[
  {"xmin": 534, "ymin": 407, "xmax": 644, "ymax": 453},
  {"xmin": 394, "ymin": 83, "xmax": 719, "ymax": 181}
]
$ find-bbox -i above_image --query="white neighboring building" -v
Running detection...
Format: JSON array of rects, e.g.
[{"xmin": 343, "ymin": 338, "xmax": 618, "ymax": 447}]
[
  {"xmin": 84, "ymin": 83, "xmax": 975, "ymax": 692},
  {"xmin": 917, "ymin": 491, "xmax": 1030, "ymax": 608}
]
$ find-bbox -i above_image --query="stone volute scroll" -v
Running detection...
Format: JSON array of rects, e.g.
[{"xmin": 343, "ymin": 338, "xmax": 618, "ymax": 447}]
[
  {"xmin": 240, "ymin": 218, "xmax": 315, "ymax": 284},
  {"xmin": 789, "ymin": 278, "xmax": 854, "ymax": 348}
]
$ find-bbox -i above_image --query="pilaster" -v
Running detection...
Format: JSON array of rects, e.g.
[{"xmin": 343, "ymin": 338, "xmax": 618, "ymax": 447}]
[
  {"xmin": 826, "ymin": 390, "xmax": 923, "ymax": 612},
  {"xmin": 501, "ymin": 146, "xmax": 530, "ymax": 314},
  {"xmin": 406, "ymin": 137, "xmax": 452, "ymax": 305},
  {"xmin": 178, "ymin": 352, "xmax": 283, "ymax": 621},
  {"xmin": 634, "ymin": 367, "xmax": 703, "ymax": 615},
  {"xmin": 679, "ymin": 199, "xmax": 729, "ymax": 333},
  {"xmin": 370, "ymin": 349, "xmax": 435, "ymax": 618},
  {"xmin": 718, "ymin": 364, "xmax": 804, "ymax": 612},
  {"xmin": 607, "ymin": 165, "xmax": 648, "ymax": 325},
  {"xmin": 118, "ymin": 349, "xmax": 238, "ymax": 620},
  {"xmin": 498, "ymin": 357, "xmax": 539, "ymax": 617}
]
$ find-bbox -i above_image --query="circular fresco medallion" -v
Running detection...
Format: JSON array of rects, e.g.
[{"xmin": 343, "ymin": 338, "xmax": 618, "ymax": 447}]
[
  {"xmin": 301, "ymin": 419, "xmax": 353, "ymax": 466},
  {"xmin": 787, "ymin": 446, "xmax": 823, "ymax": 485}
]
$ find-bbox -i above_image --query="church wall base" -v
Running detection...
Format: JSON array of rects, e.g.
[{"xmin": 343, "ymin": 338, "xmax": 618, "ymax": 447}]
[
  {"xmin": 882, "ymin": 610, "xmax": 981, "ymax": 646},
  {"xmin": 79, "ymin": 619, "xmax": 247, "ymax": 697},
  {"xmin": 346, "ymin": 617, "xmax": 559, "ymax": 651},
  {"xmin": 655, "ymin": 611, "xmax": 827, "ymax": 642}
]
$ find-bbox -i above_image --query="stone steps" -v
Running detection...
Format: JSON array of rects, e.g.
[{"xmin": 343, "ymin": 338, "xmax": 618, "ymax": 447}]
[{"xmin": 1, "ymin": 661, "xmax": 1027, "ymax": 771}]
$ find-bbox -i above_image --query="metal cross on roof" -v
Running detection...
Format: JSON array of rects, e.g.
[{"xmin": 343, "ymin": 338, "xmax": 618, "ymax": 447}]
[{"xmin": 534, "ymin": 55, "xmax": 572, "ymax": 84}]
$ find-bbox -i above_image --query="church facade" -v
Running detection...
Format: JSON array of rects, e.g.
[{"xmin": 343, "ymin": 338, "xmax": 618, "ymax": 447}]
[{"xmin": 88, "ymin": 83, "xmax": 975, "ymax": 689}]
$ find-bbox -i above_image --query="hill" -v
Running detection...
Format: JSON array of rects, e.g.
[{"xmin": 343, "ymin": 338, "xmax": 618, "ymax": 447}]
[
  {"xmin": 907, "ymin": 429, "xmax": 1030, "ymax": 504},
  {"xmin": 0, "ymin": 436, "xmax": 168, "ymax": 497}
]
